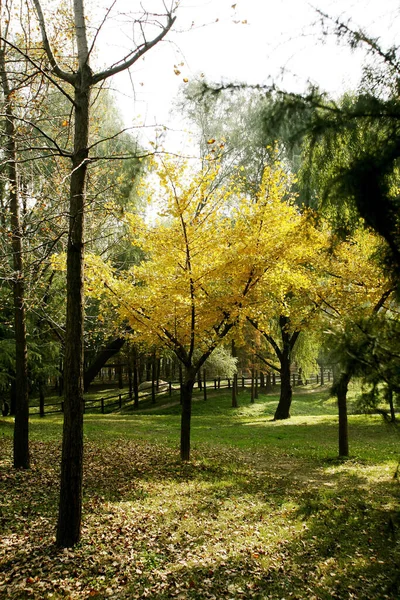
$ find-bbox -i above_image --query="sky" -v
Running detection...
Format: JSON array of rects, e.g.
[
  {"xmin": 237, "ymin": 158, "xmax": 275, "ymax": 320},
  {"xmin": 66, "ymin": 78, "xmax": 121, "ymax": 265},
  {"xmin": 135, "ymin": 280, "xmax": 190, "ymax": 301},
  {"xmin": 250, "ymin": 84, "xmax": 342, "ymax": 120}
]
[{"xmin": 93, "ymin": 0, "xmax": 399, "ymax": 148}]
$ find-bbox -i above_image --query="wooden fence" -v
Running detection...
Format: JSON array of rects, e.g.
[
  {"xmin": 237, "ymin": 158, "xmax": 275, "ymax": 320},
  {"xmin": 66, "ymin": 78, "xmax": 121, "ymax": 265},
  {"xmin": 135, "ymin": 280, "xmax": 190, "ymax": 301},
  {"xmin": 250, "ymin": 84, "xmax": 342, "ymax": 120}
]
[{"xmin": 28, "ymin": 369, "xmax": 332, "ymax": 416}]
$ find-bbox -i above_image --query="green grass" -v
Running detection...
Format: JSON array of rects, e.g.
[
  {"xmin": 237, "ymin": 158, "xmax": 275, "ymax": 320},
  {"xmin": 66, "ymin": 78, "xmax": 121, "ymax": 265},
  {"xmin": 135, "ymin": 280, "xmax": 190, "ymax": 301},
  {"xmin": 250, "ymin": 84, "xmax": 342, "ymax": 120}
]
[{"xmin": 1, "ymin": 387, "xmax": 399, "ymax": 599}]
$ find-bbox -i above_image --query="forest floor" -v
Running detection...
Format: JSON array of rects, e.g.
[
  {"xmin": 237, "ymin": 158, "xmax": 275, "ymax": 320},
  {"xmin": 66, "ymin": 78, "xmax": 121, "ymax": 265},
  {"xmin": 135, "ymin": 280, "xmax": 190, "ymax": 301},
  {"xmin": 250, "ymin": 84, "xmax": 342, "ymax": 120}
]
[{"xmin": 0, "ymin": 388, "xmax": 399, "ymax": 599}]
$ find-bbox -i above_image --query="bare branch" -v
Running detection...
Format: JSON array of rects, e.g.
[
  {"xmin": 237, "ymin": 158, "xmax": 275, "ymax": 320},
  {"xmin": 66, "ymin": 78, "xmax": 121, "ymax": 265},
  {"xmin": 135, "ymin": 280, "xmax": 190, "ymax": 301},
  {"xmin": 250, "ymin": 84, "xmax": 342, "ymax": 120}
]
[
  {"xmin": 92, "ymin": 12, "xmax": 176, "ymax": 84},
  {"xmin": 31, "ymin": 0, "xmax": 75, "ymax": 84}
]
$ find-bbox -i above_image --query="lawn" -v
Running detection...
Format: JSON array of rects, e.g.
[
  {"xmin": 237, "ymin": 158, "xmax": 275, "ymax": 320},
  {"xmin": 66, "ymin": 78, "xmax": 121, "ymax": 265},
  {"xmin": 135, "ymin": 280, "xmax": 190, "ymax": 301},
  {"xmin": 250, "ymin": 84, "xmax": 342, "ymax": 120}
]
[{"xmin": 0, "ymin": 387, "xmax": 399, "ymax": 599}]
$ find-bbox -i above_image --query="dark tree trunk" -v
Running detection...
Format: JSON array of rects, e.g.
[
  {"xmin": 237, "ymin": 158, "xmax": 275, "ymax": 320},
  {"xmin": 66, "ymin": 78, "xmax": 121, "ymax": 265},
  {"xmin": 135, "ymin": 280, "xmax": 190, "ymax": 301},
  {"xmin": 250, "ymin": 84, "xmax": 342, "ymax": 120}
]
[
  {"xmin": 320, "ymin": 365, "xmax": 325, "ymax": 386},
  {"xmin": 336, "ymin": 371, "xmax": 351, "ymax": 457},
  {"xmin": 10, "ymin": 378, "xmax": 16, "ymax": 416},
  {"xmin": 274, "ymin": 353, "xmax": 292, "ymax": 420},
  {"xmin": 387, "ymin": 386, "xmax": 396, "ymax": 422},
  {"xmin": 232, "ymin": 373, "xmax": 238, "ymax": 408},
  {"xmin": 133, "ymin": 348, "xmax": 139, "ymax": 410},
  {"xmin": 151, "ymin": 353, "xmax": 156, "ymax": 404},
  {"xmin": 180, "ymin": 371, "xmax": 196, "ymax": 461},
  {"xmin": 117, "ymin": 355, "xmax": 123, "ymax": 389},
  {"xmin": 0, "ymin": 50, "xmax": 30, "ymax": 469},
  {"xmin": 146, "ymin": 356, "xmax": 151, "ymax": 381},
  {"xmin": 56, "ymin": 64, "xmax": 91, "ymax": 548},
  {"xmin": 273, "ymin": 317, "xmax": 300, "ymax": 421},
  {"xmin": 39, "ymin": 380, "xmax": 45, "ymax": 418},
  {"xmin": 127, "ymin": 359, "xmax": 133, "ymax": 399},
  {"xmin": 231, "ymin": 340, "xmax": 238, "ymax": 407}
]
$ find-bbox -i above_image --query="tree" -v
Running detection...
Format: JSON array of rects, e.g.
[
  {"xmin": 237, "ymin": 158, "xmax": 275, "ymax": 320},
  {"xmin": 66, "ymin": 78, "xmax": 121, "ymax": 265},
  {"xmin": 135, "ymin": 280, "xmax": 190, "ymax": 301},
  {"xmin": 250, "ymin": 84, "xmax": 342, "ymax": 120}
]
[
  {"xmin": 318, "ymin": 229, "xmax": 393, "ymax": 456},
  {"xmin": 256, "ymin": 13, "xmax": 400, "ymax": 281},
  {"xmin": 0, "ymin": 9, "xmax": 31, "ymax": 468},
  {"xmin": 85, "ymin": 156, "xmax": 327, "ymax": 460},
  {"xmin": 23, "ymin": 0, "xmax": 176, "ymax": 547}
]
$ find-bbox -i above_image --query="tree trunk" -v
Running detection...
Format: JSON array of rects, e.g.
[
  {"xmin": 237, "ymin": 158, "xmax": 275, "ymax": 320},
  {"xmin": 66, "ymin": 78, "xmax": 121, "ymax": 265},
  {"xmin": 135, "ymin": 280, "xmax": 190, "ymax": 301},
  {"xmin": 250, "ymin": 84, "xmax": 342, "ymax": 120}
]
[
  {"xmin": 273, "ymin": 317, "xmax": 299, "ymax": 421},
  {"xmin": 387, "ymin": 385, "xmax": 396, "ymax": 422},
  {"xmin": 232, "ymin": 373, "xmax": 238, "ymax": 407},
  {"xmin": 180, "ymin": 371, "xmax": 196, "ymax": 461},
  {"xmin": 231, "ymin": 340, "xmax": 238, "ymax": 407},
  {"xmin": 320, "ymin": 364, "xmax": 325, "ymax": 386},
  {"xmin": 274, "ymin": 353, "xmax": 292, "ymax": 420},
  {"xmin": 117, "ymin": 355, "xmax": 123, "ymax": 389},
  {"xmin": 0, "ymin": 49, "xmax": 30, "ymax": 469},
  {"xmin": 151, "ymin": 353, "xmax": 156, "ymax": 404},
  {"xmin": 39, "ymin": 380, "xmax": 45, "ymax": 418},
  {"xmin": 336, "ymin": 371, "xmax": 351, "ymax": 457},
  {"xmin": 56, "ymin": 61, "xmax": 91, "ymax": 548},
  {"xmin": 133, "ymin": 348, "xmax": 139, "ymax": 410}
]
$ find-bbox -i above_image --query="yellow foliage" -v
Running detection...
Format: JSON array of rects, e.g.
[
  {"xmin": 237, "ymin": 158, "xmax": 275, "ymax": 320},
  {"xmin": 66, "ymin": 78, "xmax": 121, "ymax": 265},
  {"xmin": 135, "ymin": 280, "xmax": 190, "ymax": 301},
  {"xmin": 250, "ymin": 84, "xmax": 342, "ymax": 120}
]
[{"xmin": 82, "ymin": 156, "xmax": 390, "ymax": 365}]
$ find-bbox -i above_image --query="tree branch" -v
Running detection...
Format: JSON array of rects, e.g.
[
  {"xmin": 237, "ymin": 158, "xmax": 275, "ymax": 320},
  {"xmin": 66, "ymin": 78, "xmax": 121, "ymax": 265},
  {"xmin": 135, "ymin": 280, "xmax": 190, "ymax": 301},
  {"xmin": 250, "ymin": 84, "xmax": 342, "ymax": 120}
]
[
  {"xmin": 92, "ymin": 13, "xmax": 176, "ymax": 84},
  {"xmin": 32, "ymin": 0, "xmax": 75, "ymax": 84}
]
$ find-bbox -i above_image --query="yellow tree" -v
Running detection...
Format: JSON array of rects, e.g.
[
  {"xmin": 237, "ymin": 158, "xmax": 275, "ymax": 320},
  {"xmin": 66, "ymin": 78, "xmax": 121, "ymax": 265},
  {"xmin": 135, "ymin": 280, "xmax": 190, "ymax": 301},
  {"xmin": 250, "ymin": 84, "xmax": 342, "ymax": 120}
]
[
  {"xmin": 246, "ymin": 218, "xmax": 329, "ymax": 420},
  {"xmin": 86, "ymin": 156, "xmax": 329, "ymax": 460}
]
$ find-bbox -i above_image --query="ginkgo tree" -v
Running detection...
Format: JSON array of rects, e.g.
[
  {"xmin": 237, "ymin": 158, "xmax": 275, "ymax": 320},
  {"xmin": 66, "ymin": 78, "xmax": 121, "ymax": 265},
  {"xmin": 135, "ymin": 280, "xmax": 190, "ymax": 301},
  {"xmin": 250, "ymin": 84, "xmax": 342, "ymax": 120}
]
[{"xmin": 85, "ymin": 155, "xmax": 329, "ymax": 461}]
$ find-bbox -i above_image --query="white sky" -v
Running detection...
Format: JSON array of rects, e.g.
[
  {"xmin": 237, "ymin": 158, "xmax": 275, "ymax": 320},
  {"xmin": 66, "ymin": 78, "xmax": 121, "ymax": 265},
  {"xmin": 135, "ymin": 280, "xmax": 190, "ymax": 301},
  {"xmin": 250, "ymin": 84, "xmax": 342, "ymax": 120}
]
[{"xmin": 93, "ymin": 0, "xmax": 399, "ymax": 148}]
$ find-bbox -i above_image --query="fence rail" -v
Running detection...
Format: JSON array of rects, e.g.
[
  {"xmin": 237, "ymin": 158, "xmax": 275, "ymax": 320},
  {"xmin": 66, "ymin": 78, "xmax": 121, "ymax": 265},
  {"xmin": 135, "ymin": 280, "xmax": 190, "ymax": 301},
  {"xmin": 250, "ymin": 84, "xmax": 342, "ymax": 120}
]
[{"xmin": 28, "ymin": 369, "xmax": 332, "ymax": 416}]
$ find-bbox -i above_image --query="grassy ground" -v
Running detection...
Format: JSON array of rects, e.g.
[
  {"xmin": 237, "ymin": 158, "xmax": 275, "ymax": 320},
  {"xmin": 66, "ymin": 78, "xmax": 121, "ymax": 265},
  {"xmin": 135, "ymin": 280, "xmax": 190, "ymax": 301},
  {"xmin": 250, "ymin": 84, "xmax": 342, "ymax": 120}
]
[{"xmin": 0, "ymin": 387, "xmax": 399, "ymax": 599}]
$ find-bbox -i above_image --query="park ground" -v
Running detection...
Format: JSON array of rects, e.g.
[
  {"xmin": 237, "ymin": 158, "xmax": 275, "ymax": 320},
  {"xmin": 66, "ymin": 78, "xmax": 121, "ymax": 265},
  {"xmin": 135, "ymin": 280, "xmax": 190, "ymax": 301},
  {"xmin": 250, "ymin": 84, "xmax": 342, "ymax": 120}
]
[{"xmin": 0, "ymin": 386, "xmax": 399, "ymax": 599}]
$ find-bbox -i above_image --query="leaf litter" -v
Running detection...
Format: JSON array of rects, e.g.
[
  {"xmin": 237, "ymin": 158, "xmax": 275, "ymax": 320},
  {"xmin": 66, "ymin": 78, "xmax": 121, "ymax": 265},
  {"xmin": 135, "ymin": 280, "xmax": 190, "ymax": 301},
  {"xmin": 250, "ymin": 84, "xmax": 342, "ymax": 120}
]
[{"xmin": 0, "ymin": 436, "xmax": 399, "ymax": 599}]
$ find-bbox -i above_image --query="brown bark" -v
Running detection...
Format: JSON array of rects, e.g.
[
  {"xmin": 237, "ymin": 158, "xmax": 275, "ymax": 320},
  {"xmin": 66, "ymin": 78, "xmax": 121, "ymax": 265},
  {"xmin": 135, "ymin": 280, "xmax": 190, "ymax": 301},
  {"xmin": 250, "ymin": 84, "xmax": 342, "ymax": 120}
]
[
  {"xmin": 250, "ymin": 367, "xmax": 255, "ymax": 404},
  {"xmin": 180, "ymin": 370, "xmax": 196, "ymax": 461},
  {"xmin": 56, "ymin": 62, "xmax": 91, "ymax": 548},
  {"xmin": 336, "ymin": 371, "xmax": 351, "ymax": 457},
  {"xmin": 231, "ymin": 340, "xmax": 238, "ymax": 407},
  {"xmin": 274, "ymin": 351, "xmax": 293, "ymax": 420},
  {"xmin": 273, "ymin": 317, "xmax": 300, "ymax": 421},
  {"xmin": 0, "ymin": 47, "xmax": 30, "ymax": 469},
  {"xmin": 133, "ymin": 348, "xmax": 139, "ymax": 410}
]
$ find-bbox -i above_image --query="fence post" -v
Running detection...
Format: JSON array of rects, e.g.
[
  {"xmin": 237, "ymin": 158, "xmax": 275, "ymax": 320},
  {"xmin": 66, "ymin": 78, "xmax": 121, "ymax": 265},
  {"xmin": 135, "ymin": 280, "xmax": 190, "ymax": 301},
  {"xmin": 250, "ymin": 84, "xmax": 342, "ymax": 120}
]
[
  {"xmin": 218, "ymin": 377, "xmax": 221, "ymax": 389},
  {"xmin": 228, "ymin": 378, "xmax": 231, "ymax": 389},
  {"xmin": 272, "ymin": 373, "xmax": 276, "ymax": 385},
  {"xmin": 292, "ymin": 373, "xmax": 296, "ymax": 387},
  {"xmin": 101, "ymin": 398, "xmax": 104, "ymax": 414},
  {"xmin": 214, "ymin": 379, "xmax": 217, "ymax": 389},
  {"xmin": 203, "ymin": 369, "xmax": 207, "ymax": 401},
  {"xmin": 169, "ymin": 381, "xmax": 172, "ymax": 396},
  {"xmin": 242, "ymin": 376, "xmax": 245, "ymax": 389},
  {"xmin": 119, "ymin": 394, "xmax": 122, "ymax": 409}
]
